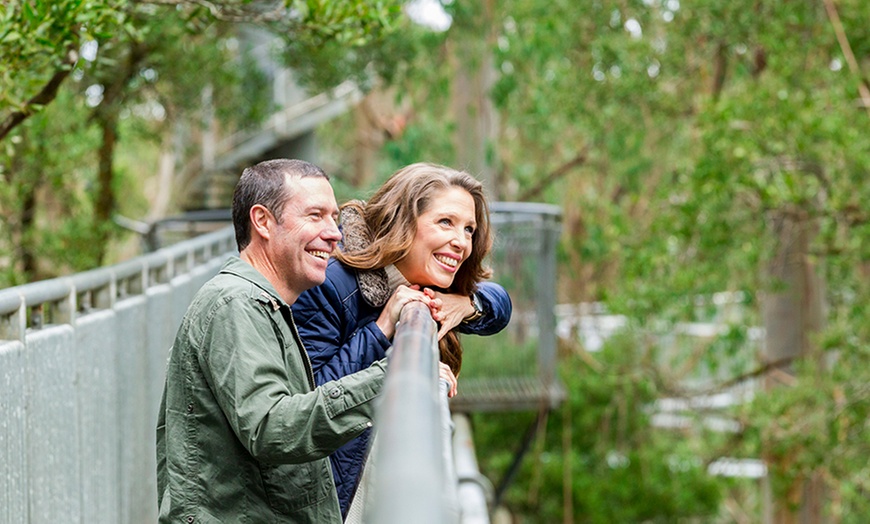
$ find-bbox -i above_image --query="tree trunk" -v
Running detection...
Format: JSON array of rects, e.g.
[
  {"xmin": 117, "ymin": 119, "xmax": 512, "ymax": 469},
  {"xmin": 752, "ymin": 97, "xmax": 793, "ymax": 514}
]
[
  {"xmin": 449, "ymin": 0, "xmax": 498, "ymax": 196},
  {"xmin": 94, "ymin": 112, "xmax": 118, "ymax": 266},
  {"xmin": 20, "ymin": 177, "xmax": 38, "ymax": 279},
  {"xmin": 761, "ymin": 207, "xmax": 826, "ymax": 524},
  {"xmin": 352, "ymin": 93, "xmax": 379, "ymax": 188},
  {"xmin": 90, "ymin": 40, "xmax": 147, "ymax": 263},
  {"xmin": 17, "ymin": 133, "xmax": 40, "ymax": 280},
  {"xmin": 149, "ymin": 125, "xmax": 178, "ymax": 221}
]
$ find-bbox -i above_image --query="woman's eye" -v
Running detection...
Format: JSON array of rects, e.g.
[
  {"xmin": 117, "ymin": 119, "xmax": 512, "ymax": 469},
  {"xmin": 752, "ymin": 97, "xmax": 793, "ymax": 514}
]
[
  {"xmin": 465, "ymin": 226, "xmax": 475, "ymax": 235},
  {"xmin": 439, "ymin": 218, "xmax": 452, "ymax": 226}
]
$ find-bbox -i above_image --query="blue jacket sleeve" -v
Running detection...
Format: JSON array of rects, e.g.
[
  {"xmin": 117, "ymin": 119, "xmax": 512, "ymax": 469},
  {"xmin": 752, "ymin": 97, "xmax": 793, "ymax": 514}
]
[
  {"xmin": 292, "ymin": 272, "xmax": 392, "ymax": 386},
  {"xmin": 457, "ymin": 281, "xmax": 512, "ymax": 336}
]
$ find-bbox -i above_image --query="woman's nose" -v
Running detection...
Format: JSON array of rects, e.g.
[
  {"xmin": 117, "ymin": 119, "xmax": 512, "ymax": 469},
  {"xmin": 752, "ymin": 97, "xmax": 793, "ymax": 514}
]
[{"xmin": 451, "ymin": 228, "xmax": 470, "ymax": 250}]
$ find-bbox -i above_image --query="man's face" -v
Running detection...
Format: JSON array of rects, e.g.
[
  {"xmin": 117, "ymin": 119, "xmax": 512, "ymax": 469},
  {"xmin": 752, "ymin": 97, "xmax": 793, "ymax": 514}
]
[{"xmin": 271, "ymin": 176, "xmax": 341, "ymax": 298}]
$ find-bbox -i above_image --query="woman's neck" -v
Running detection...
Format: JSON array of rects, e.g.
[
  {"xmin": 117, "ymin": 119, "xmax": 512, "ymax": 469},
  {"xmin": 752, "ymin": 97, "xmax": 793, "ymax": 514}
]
[{"xmin": 384, "ymin": 264, "xmax": 411, "ymax": 291}]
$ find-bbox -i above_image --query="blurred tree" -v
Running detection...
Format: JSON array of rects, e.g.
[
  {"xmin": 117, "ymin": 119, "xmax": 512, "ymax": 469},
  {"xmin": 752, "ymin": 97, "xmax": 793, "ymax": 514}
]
[
  {"xmin": 0, "ymin": 0, "xmax": 403, "ymax": 284},
  {"xmin": 312, "ymin": 0, "xmax": 869, "ymax": 521}
]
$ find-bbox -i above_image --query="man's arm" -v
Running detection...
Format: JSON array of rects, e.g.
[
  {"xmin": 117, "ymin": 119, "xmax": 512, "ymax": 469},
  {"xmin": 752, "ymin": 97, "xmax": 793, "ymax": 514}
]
[{"xmin": 200, "ymin": 296, "xmax": 385, "ymax": 464}]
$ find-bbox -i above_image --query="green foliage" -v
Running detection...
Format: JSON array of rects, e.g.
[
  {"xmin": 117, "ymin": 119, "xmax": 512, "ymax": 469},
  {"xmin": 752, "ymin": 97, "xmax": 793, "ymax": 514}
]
[
  {"xmin": 2, "ymin": 0, "xmax": 868, "ymax": 518},
  {"xmin": 0, "ymin": 87, "xmax": 105, "ymax": 282},
  {"xmin": 0, "ymin": 0, "xmax": 124, "ymax": 111},
  {"xmin": 0, "ymin": 0, "xmax": 405, "ymax": 285},
  {"xmin": 471, "ymin": 333, "xmax": 724, "ymax": 522},
  {"xmin": 280, "ymin": 0, "xmax": 406, "ymax": 91},
  {"xmin": 314, "ymin": 0, "xmax": 870, "ymax": 519},
  {"xmin": 737, "ymin": 354, "xmax": 870, "ymax": 521}
]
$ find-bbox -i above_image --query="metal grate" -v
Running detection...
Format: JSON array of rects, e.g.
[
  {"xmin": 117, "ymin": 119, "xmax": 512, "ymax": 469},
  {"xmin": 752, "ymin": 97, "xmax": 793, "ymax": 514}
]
[
  {"xmin": 456, "ymin": 202, "xmax": 565, "ymax": 413},
  {"xmin": 450, "ymin": 377, "xmax": 566, "ymax": 413}
]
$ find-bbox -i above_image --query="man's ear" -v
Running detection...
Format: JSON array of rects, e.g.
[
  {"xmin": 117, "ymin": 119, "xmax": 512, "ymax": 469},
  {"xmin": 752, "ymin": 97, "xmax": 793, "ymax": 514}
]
[{"xmin": 249, "ymin": 204, "xmax": 273, "ymax": 241}]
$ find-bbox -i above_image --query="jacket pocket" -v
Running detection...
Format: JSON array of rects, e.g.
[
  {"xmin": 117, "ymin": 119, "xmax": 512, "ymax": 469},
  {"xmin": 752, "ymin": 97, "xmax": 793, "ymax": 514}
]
[{"xmin": 259, "ymin": 460, "xmax": 329, "ymax": 513}]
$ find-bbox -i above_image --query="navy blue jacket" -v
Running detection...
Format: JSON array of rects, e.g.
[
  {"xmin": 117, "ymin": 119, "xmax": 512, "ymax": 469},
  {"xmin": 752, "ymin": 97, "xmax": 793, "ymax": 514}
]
[{"xmin": 291, "ymin": 258, "xmax": 512, "ymax": 516}]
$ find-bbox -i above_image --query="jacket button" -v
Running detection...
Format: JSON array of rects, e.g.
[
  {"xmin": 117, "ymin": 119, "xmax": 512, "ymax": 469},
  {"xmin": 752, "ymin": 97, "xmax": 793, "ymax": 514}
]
[
  {"xmin": 329, "ymin": 388, "xmax": 341, "ymax": 399},
  {"xmin": 187, "ymin": 403, "xmax": 194, "ymax": 413},
  {"xmin": 186, "ymin": 516, "xmax": 194, "ymax": 523}
]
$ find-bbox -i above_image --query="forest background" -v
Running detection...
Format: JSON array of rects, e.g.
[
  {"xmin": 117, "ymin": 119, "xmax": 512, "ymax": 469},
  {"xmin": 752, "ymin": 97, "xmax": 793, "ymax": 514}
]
[{"xmin": 1, "ymin": 0, "xmax": 868, "ymax": 522}]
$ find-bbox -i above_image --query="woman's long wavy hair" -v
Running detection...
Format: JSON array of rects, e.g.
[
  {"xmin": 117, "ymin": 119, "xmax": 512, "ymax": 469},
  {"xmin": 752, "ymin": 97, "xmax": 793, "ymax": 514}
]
[{"xmin": 336, "ymin": 163, "xmax": 494, "ymax": 375}]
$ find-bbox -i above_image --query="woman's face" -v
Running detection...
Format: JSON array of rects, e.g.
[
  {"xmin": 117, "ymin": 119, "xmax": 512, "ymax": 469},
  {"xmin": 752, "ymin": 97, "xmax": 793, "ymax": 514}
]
[{"xmin": 394, "ymin": 186, "xmax": 476, "ymax": 288}]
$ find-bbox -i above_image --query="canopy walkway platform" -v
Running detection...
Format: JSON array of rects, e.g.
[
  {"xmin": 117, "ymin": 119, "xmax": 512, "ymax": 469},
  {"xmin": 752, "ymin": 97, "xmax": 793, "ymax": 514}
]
[{"xmin": 0, "ymin": 202, "xmax": 563, "ymax": 523}]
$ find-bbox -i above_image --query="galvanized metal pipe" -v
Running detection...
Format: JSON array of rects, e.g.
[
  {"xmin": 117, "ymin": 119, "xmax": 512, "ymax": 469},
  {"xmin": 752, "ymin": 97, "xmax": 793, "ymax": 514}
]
[
  {"xmin": 453, "ymin": 413, "xmax": 492, "ymax": 524},
  {"xmin": 365, "ymin": 301, "xmax": 459, "ymax": 524}
]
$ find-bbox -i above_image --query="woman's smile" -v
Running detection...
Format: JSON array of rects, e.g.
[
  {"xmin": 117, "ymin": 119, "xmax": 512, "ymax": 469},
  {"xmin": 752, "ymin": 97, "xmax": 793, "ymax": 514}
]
[{"xmin": 395, "ymin": 186, "xmax": 476, "ymax": 288}]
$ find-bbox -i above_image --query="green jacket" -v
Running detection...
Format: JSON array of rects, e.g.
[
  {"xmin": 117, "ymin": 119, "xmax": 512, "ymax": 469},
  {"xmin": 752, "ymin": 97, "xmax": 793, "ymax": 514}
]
[{"xmin": 156, "ymin": 257, "xmax": 385, "ymax": 523}]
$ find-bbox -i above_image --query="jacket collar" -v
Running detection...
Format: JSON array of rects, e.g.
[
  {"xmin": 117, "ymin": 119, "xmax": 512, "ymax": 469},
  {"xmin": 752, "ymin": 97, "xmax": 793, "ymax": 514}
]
[
  {"xmin": 220, "ymin": 256, "xmax": 287, "ymax": 311},
  {"xmin": 340, "ymin": 205, "xmax": 400, "ymax": 308}
]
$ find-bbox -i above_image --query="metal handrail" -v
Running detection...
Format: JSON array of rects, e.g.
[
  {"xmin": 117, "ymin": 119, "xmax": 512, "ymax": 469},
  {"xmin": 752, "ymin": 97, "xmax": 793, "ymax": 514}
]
[
  {"xmin": 363, "ymin": 301, "xmax": 460, "ymax": 524},
  {"xmin": 0, "ymin": 226, "xmax": 236, "ymax": 340}
]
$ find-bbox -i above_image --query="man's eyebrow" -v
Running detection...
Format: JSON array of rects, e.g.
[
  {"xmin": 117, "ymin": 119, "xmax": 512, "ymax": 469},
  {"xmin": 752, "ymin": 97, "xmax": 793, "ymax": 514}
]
[
  {"xmin": 306, "ymin": 205, "xmax": 340, "ymax": 220},
  {"xmin": 306, "ymin": 204, "xmax": 334, "ymax": 214}
]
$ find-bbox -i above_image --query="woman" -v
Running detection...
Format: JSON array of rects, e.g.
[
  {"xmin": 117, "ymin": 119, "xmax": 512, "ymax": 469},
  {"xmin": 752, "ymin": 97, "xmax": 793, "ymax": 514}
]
[{"xmin": 291, "ymin": 162, "xmax": 512, "ymax": 516}]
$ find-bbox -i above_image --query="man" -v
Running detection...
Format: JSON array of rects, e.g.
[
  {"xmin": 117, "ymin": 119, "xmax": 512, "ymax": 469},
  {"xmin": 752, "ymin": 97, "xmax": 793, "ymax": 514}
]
[{"xmin": 156, "ymin": 159, "xmax": 401, "ymax": 523}]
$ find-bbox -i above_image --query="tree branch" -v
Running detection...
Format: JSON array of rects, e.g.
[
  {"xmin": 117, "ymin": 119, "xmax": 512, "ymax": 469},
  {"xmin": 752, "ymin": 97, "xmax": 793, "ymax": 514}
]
[
  {"xmin": 0, "ymin": 47, "xmax": 79, "ymax": 142},
  {"xmin": 136, "ymin": 0, "xmax": 288, "ymax": 23},
  {"xmin": 656, "ymin": 355, "xmax": 800, "ymax": 400},
  {"xmin": 517, "ymin": 148, "xmax": 588, "ymax": 201},
  {"xmin": 823, "ymin": 0, "xmax": 870, "ymax": 116}
]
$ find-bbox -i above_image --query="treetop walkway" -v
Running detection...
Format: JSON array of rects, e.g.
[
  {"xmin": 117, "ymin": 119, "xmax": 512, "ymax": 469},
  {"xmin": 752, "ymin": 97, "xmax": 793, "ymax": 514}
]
[{"xmin": 0, "ymin": 202, "xmax": 562, "ymax": 523}]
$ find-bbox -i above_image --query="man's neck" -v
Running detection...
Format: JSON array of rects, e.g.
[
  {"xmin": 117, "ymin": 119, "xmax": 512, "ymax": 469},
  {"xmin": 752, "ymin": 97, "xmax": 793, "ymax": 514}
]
[{"xmin": 239, "ymin": 249, "xmax": 299, "ymax": 305}]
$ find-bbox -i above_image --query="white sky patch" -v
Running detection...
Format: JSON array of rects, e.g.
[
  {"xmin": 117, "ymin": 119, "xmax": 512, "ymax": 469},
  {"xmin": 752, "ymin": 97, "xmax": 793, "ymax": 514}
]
[
  {"xmin": 593, "ymin": 63, "xmax": 606, "ymax": 82},
  {"xmin": 610, "ymin": 9, "xmax": 621, "ymax": 28},
  {"xmin": 80, "ymin": 40, "xmax": 98, "ymax": 62},
  {"xmin": 139, "ymin": 100, "xmax": 166, "ymax": 121},
  {"xmin": 708, "ymin": 458, "xmax": 767, "ymax": 479},
  {"xmin": 624, "ymin": 18, "xmax": 642, "ymax": 39},
  {"xmin": 406, "ymin": 0, "xmax": 452, "ymax": 32},
  {"xmin": 140, "ymin": 68, "xmax": 158, "ymax": 82},
  {"xmin": 85, "ymin": 84, "xmax": 104, "ymax": 107}
]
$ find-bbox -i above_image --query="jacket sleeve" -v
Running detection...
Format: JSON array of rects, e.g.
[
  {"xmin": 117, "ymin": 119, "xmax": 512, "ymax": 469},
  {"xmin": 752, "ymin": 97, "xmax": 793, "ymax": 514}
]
[
  {"xmin": 199, "ymin": 295, "xmax": 386, "ymax": 464},
  {"xmin": 292, "ymin": 271, "xmax": 392, "ymax": 386},
  {"xmin": 457, "ymin": 281, "xmax": 513, "ymax": 336}
]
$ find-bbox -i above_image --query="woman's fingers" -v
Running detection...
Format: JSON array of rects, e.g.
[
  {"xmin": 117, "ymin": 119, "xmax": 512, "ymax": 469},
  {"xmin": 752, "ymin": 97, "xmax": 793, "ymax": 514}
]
[
  {"xmin": 428, "ymin": 290, "xmax": 474, "ymax": 337},
  {"xmin": 376, "ymin": 285, "xmax": 432, "ymax": 339},
  {"xmin": 438, "ymin": 362, "xmax": 458, "ymax": 398}
]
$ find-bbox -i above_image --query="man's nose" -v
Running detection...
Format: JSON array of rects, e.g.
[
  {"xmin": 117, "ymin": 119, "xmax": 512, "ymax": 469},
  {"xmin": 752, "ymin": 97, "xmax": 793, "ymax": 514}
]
[{"xmin": 324, "ymin": 217, "xmax": 342, "ymax": 241}]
